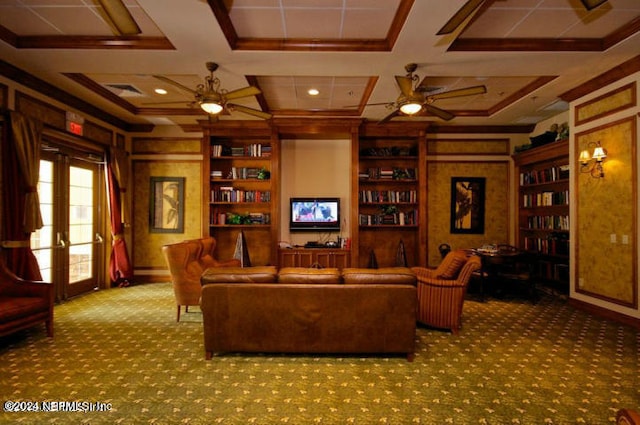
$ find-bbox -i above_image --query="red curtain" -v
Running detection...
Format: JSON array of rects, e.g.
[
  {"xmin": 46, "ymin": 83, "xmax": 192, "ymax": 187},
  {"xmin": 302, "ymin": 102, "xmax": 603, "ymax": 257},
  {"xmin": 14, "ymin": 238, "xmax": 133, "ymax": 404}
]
[
  {"xmin": 106, "ymin": 149, "xmax": 133, "ymax": 287},
  {"xmin": 1, "ymin": 112, "xmax": 42, "ymax": 280}
]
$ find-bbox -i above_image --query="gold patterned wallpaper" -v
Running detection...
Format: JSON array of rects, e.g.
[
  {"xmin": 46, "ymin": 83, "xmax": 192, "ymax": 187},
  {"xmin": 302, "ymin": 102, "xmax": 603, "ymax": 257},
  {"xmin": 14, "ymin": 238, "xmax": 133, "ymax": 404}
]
[
  {"xmin": 132, "ymin": 138, "xmax": 202, "ymax": 154},
  {"xmin": 132, "ymin": 160, "xmax": 202, "ymax": 268},
  {"xmin": 427, "ymin": 139, "xmax": 509, "ymax": 155},
  {"xmin": 427, "ymin": 161, "xmax": 510, "ymax": 267},
  {"xmin": 576, "ymin": 117, "xmax": 637, "ymax": 306}
]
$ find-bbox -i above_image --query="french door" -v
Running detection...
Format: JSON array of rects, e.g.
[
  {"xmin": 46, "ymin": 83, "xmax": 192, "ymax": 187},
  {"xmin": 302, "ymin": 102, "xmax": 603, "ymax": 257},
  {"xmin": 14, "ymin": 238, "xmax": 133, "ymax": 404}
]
[{"xmin": 31, "ymin": 148, "xmax": 104, "ymax": 300}]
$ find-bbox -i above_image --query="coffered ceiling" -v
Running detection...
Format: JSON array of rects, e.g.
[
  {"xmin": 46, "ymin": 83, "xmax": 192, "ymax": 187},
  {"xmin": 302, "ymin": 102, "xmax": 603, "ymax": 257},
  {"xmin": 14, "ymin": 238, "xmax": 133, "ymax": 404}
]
[{"xmin": 1, "ymin": 0, "xmax": 639, "ymax": 130}]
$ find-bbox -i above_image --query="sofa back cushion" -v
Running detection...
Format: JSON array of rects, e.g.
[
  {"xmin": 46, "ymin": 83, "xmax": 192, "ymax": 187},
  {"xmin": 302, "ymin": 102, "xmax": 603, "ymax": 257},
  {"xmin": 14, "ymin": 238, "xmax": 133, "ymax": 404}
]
[
  {"xmin": 201, "ymin": 266, "xmax": 278, "ymax": 284},
  {"xmin": 278, "ymin": 267, "xmax": 342, "ymax": 284},
  {"xmin": 341, "ymin": 267, "xmax": 416, "ymax": 285}
]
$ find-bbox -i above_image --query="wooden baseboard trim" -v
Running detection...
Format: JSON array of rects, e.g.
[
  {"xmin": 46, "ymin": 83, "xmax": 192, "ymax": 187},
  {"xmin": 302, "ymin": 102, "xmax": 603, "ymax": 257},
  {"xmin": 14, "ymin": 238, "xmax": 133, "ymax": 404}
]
[{"xmin": 569, "ymin": 298, "xmax": 640, "ymax": 329}]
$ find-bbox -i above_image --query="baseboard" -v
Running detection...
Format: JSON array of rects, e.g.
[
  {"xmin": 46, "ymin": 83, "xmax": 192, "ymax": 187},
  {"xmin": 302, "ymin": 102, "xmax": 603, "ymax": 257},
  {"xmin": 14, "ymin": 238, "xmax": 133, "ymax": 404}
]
[{"xmin": 569, "ymin": 298, "xmax": 640, "ymax": 329}]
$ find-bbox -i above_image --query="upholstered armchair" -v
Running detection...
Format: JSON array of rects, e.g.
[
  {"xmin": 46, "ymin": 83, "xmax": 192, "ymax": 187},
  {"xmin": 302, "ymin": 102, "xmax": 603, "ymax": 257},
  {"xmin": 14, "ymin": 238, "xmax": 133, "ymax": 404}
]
[
  {"xmin": 618, "ymin": 409, "xmax": 640, "ymax": 425},
  {"xmin": 411, "ymin": 252, "xmax": 481, "ymax": 334},
  {"xmin": 162, "ymin": 237, "xmax": 240, "ymax": 321}
]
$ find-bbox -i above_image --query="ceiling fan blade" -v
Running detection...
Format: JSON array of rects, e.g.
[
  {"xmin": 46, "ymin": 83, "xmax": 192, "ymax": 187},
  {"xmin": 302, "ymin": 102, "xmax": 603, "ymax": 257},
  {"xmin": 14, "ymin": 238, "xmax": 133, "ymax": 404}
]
[
  {"xmin": 424, "ymin": 104, "xmax": 455, "ymax": 121},
  {"xmin": 344, "ymin": 102, "xmax": 394, "ymax": 108},
  {"xmin": 228, "ymin": 103, "xmax": 272, "ymax": 120},
  {"xmin": 427, "ymin": 85, "xmax": 487, "ymax": 101},
  {"xmin": 225, "ymin": 86, "xmax": 261, "ymax": 100},
  {"xmin": 141, "ymin": 100, "xmax": 193, "ymax": 106},
  {"xmin": 580, "ymin": 0, "xmax": 608, "ymax": 11},
  {"xmin": 395, "ymin": 75, "xmax": 414, "ymax": 97},
  {"xmin": 437, "ymin": 0, "xmax": 485, "ymax": 35},
  {"xmin": 152, "ymin": 75, "xmax": 197, "ymax": 95},
  {"xmin": 377, "ymin": 109, "xmax": 400, "ymax": 125}
]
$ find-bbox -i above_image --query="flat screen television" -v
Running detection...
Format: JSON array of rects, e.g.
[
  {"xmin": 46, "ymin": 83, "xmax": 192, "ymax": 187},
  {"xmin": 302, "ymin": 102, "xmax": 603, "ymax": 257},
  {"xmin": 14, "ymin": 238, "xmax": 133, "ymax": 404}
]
[{"xmin": 290, "ymin": 197, "xmax": 340, "ymax": 232}]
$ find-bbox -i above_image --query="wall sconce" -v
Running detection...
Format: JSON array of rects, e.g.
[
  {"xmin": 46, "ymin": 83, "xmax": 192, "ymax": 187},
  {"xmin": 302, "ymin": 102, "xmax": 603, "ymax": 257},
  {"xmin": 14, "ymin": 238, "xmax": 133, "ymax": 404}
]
[{"xmin": 579, "ymin": 141, "xmax": 607, "ymax": 178}]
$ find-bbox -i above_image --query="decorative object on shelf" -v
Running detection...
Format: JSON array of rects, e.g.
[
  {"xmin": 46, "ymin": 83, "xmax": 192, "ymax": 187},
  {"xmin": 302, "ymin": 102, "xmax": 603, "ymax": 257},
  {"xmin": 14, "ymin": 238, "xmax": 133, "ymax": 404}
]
[
  {"xmin": 579, "ymin": 141, "xmax": 607, "ymax": 178},
  {"xmin": 558, "ymin": 122, "xmax": 569, "ymax": 140},
  {"xmin": 529, "ymin": 123, "xmax": 558, "ymax": 147},
  {"xmin": 396, "ymin": 239, "xmax": 408, "ymax": 267},
  {"xmin": 256, "ymin": 167, "xmax": 270, "ymax": 180},
  {"xmin": 233, "ymin": 231, "xmax": 251, "ymax": 267},
  {"xmin": 367, "ymin": 249, "xmax": 379, "ymax": 269},
  {"xmin": 450, "ymin": 177, "xmax": 485, "ymax": 234},
  {"xmin": 380, "ymin": 204, "xmax": 399, "ymax": 215},
  {"xmin": 149, "ymin": 176, "xmax": 184, "ymax": 233}
]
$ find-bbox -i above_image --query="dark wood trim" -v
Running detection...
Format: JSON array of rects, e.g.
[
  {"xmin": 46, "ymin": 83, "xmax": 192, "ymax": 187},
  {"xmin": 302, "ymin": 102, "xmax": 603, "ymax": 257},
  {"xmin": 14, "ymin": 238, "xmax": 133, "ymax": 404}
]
[
  {"xmin": 0, "ymin": 83, "xmax": 7, "ymax": 109},
  {"xmin": 603, "ymin": 16, "xmax": 640, "ymax": 50},
  {"xmin": 488, "ymin": 76, "xmax": 558, "ymax": 116},
  {"xmin": 208, "ymin": 0, "xmax": 413, "ymax": 52},
  {"xmin": 16, "ymin": 35, "xmax": 173, "ymax": 50},
  {"xmin": 569, "ymin": 298, "xmax": 640, "ymax": 330},
  {"xmin": 427, "ymin": 124, "xmax": 535, "ymax": 134},
  {"xmin": 560, "ymin": 55, "xmax": 640, "ymax": 102},
  {"xmin": 0, "ymin": 59, "xmax": 137, "ymax": 131},
  {"xmin": 63, "ymin": 73, "xmax": 138, "ymax": 115},
  {"xmin": 448, "ymin": 37, "xmax": 604, "ymax": 52}
]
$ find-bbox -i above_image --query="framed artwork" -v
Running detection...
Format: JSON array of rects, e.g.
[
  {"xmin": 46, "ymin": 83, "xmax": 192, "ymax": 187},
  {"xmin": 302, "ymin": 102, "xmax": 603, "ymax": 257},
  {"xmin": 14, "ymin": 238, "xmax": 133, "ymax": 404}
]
[
  {"xmin": 149, "ymin": 176, "xmax": 185, "ymax": 233},
  {"xmin": 450, "ymin": 177, "xmax": 485, "ymax": 234}
]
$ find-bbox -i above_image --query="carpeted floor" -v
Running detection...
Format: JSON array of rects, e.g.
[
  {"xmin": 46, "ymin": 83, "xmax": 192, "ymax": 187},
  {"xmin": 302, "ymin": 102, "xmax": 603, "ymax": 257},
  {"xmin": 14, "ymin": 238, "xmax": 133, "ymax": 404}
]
[{"xmin": 1, "ymin": 282, "xmax": 639, "ymax": 424}]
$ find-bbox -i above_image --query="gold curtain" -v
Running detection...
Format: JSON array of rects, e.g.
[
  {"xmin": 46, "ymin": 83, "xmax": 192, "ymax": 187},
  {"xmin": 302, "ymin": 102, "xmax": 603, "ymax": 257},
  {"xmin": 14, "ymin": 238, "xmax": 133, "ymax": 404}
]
[{"xmin": 9, "ymin": 111, "xmax": 43, "ymax": 233}]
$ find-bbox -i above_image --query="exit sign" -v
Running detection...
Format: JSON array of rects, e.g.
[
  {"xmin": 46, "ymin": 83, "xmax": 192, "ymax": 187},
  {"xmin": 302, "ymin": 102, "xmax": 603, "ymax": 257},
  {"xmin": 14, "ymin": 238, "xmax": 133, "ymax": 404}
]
[{"xmin": 66, "ymin": 111, "xmax": 84, "ymax": 136}]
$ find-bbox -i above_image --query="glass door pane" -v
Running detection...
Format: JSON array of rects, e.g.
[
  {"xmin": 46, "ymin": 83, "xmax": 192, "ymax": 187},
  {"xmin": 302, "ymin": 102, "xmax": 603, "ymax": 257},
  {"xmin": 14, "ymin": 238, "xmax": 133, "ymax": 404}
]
[
  {"xmin": 31, "ymin": 160, "xmax": 54, "ymax": 283},
  {"xmin": 68, "ymin": 165, "xmax": 95, "ymax": 284}
]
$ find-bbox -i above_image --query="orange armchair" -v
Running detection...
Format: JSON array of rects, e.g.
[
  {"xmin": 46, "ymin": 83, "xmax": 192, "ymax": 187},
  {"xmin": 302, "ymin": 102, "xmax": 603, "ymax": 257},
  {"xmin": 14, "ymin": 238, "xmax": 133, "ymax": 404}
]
[
  {"xmin": 162, "ymin": 237, "xmax": 240, "ymax": 321},
  {"xmin": 618, "ymin": 409, "xmax": 640, "ymax": 425},
  {"xmin": 412, "ymin": 252, "xmax": 481, "ymax": 334}
]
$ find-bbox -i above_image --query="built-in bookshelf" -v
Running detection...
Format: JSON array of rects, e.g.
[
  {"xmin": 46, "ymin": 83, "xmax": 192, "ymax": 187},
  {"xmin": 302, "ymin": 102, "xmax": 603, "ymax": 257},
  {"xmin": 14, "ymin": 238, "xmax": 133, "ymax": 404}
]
[
  {"xmin": 202, "ymin": 122, "xmax": 279, "ymax": 266},
  {"xmin": 352, "ymin": 124, "xmax": 428, "ymax": 268},
  {"xmin": 513, "ymin": 139, "xmax": 569, "ymax": 293}
]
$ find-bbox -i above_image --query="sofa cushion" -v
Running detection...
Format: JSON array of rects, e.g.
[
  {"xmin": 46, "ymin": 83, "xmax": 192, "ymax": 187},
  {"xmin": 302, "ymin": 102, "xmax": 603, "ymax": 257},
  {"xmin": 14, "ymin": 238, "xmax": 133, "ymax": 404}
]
[
  {"xmin": 341, "ymin": 267, "xmax": 416, "ymax": 285},
  {"xmin": 201, "ymin": 266, "xmax": 278, "ymax": 284},
  {"xmin": 278, "ymin": 267, "xmax": 342, "ymax": 284}
]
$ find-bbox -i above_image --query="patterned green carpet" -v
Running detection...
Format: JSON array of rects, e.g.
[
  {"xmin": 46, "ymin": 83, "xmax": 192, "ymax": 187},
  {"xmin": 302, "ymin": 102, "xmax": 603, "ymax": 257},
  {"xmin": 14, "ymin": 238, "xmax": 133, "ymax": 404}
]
[{"xmin": 1, "ymin": 282, "xmax": 639, "ymax": 424}]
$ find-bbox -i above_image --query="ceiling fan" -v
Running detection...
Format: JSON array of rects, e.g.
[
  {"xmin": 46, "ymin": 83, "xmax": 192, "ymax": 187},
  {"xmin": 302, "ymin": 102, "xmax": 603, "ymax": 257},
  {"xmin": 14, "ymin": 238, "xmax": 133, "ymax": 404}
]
[
  {"xmin": 369, "ymin": 63, "xmax": 487, "ymax": 124},
  {"xmin": 150, "ymin": 62, "xmax": 272, "ymax": 120},
  {"xmin": 437, "ymin": 0, "xmax": 609, "ymax": 35}
]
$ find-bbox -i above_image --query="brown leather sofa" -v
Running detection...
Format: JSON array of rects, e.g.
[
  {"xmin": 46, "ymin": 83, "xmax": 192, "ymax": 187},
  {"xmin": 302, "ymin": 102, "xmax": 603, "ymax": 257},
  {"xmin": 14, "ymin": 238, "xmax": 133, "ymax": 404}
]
[
  {"xmin": 0, "ymin": 260, "xmax": 54, "ymax": 338},
  {"xmin": 162, "ymin": 237, "xmax": 240, "ymax": 321},
  {"xmin": 200, "ymin": 266, "xmax": 417, "ymax": 361}
]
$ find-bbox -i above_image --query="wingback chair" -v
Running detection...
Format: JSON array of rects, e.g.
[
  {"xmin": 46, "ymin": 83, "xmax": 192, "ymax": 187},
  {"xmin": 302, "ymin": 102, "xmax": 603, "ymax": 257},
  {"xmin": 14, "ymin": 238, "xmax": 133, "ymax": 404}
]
[
  {"xmin": 411, "ymin": 251, "xmax": 481, "ymax": 334},
  {"xmin": 162, "ymin": 237, "xmax": 240, "ymax": 322},
  {"xmin": 618, "ymin": 409, "xmax": 640, "ymax": 425}
]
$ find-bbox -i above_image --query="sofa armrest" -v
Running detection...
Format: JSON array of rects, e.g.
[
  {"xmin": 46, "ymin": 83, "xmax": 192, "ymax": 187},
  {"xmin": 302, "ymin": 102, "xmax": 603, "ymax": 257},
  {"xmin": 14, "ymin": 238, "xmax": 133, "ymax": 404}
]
[
  {"xmin": 0, "ymin": 263, "xmax": 52, "ymax": 298},
  {"xmin": 411, "ymin": 267, "xmax": 439, "ymax": 280}
]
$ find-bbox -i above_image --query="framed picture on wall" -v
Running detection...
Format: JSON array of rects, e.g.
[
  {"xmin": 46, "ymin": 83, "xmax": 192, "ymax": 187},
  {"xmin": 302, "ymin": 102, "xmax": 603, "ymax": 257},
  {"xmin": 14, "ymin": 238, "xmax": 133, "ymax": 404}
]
[
  {"xmin": 149, "ymin": 176, "xmax": 185, "ymax": 233},
  {"xmin": 450, "ymin": 177, "xmax": 485, "ymax": 234}
]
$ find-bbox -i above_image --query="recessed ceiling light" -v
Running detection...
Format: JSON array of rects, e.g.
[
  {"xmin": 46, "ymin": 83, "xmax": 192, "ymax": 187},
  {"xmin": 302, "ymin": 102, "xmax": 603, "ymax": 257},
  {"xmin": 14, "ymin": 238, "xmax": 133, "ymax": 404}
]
[
  {"xmin": 155, "ymin": 88, "xmax": 168, "ymax": 95},
  {"xmin": 307, "ymin": 88, "xmax": 319, "ymax": 96}
]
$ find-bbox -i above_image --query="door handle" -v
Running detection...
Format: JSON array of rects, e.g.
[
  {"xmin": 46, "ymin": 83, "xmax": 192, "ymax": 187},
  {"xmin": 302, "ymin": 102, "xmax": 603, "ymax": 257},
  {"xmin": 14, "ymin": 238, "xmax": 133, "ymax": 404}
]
[
  {"xmin": 56, "ymin": 232, "xmax": 66, "ymax": 248},
  {"xmin": 95, "ymin": 233, "xmax": 104, "ymax": 243}
]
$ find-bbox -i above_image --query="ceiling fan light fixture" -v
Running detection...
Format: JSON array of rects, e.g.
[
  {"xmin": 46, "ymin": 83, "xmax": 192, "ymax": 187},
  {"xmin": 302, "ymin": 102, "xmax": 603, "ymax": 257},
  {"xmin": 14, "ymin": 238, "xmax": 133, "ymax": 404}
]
[
  {"xmin": 200, "ymin": 99, "xmax": 223, "ymax": 115},
  {"xmin": 399, "ymin": 102, "xmax": 422, "ymax": 115}
]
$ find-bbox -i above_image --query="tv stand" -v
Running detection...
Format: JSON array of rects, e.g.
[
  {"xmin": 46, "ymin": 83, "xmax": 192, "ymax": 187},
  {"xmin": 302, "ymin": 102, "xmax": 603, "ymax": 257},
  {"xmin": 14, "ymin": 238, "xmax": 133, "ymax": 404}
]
[{"xmin": 279, "ymin": 247, "xmax": 350, "ymax": 269}]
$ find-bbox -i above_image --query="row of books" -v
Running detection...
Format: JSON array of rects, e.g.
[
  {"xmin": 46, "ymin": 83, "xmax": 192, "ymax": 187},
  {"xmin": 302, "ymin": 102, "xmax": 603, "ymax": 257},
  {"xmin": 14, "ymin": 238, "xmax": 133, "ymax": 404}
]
[
  {"xmin": 211, "ymin": 167, "xmax": 267, "ymax": 180},
  {"xmin": 523, "ymin": 235, "xmax": 569, "ymax": 255},
  {"xmin": 520, "ymin": 164, "xmax": 569, "ymax": 186},
  {"xmin": 359, "ymin": 146, "xmax": 417, "ymax": 157},
  {"xmin": 358, "ymin": 168, "xmax": 417, "ymax": 180},
  {"xmin": 210, "ymin": 188, "xmax": 271, "ymax": 203},
  {"xmin": 210, "ymin": 210, "xmax": 271, "ymax": 225},
  {"xmin": 525, "ymin": 215, "xmax": 569, "ymax": 230},
  {"xmin": 359, "ymin": 190, "xmax": 417, "ymax": 204},
  {"xmin": 522, "ymin": 190, "xmax": 569, "ymax": 207},
  {"xmin": 358, "ymin": 210, "xmax": 417, "ymax": 226},
  {"xmin": 211, "ymin": 144, "xmax": 272, "ymax": 158}
]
